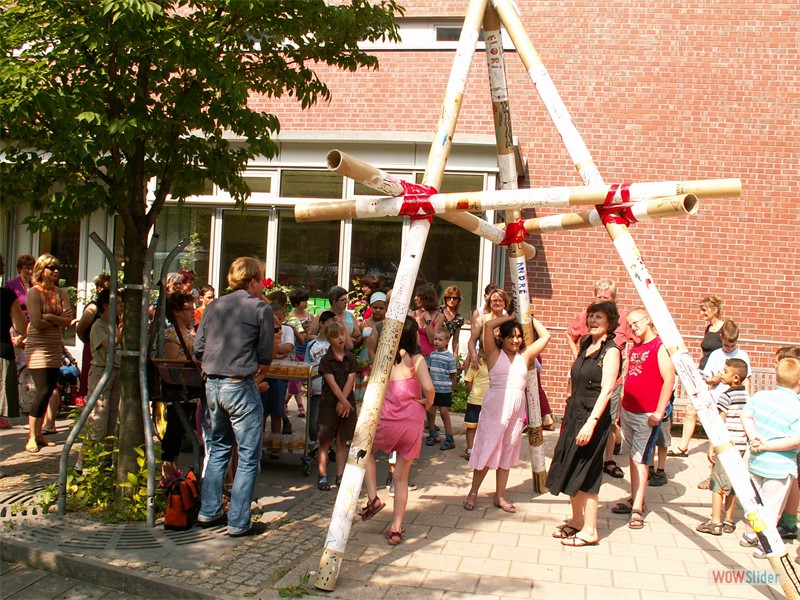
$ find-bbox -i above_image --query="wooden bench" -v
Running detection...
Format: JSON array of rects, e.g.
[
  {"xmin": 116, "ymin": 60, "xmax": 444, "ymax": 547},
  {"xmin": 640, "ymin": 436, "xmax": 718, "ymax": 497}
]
[{"xmin": 673, "ymin": 366, "xmax": 776, "ymax": 421}]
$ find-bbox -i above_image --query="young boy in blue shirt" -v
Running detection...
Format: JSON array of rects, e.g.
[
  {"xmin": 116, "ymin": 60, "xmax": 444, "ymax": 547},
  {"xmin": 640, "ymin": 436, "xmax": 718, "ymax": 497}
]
[
  {"xmin": 426, "ymin": 329, "xmax": 457, "ymax": 451},
  {"xmin": 740, "ymin": 357, "xmax": 800, "ymax": 557}
]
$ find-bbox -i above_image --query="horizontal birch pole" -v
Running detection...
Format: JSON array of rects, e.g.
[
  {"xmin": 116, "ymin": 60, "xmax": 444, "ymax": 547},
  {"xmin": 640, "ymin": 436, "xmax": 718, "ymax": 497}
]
[
  {"xmin": 523, "ymin": 194, "xmax": 698, "ymax": 233},
  {"xmin": 294, "ymin": 179, "xmax": 738, "ymax": 223},
  {"xmin": 325, "ymin": 149, "xmax": 536, "ymax": 259}
]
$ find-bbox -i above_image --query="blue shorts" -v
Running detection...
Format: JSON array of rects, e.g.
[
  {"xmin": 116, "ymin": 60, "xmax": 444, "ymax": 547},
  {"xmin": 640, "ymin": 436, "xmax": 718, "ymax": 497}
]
[
  {"xmin": 464, "ymin": 403, "xmax": 482, "ymax": 429},
  {"xmin": 433, "ymin": 391, "xmax": 452, "ymax": 408},
  {"xmin": 261, "ymin": 379, "xmax": 288, "ymax": 417}
]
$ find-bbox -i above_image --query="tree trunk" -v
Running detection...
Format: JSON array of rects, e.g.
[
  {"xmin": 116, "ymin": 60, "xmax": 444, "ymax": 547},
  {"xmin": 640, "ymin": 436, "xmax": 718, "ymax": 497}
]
[{"xmin": 116, "ymin": 221, "xmax": 148, "ymax": 490}]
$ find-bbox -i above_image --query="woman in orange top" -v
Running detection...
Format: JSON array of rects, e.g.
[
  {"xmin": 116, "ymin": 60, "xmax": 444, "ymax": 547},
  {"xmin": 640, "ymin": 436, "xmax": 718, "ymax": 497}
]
[{"xmin": 24, "ymin": 254, "xmax": 77, "ymax": 452}]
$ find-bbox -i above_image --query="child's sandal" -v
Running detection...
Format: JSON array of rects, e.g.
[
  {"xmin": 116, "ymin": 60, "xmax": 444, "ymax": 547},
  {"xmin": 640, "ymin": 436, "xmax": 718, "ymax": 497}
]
[
  {"xmin": 385, "ymin": 529, "xmax": 403, "ymax": 546},
  {"xmin": 359, "ymin": 496, "xmax": 385, "ymax": 521},
  {"xmin": 318, "ymin": 476, "xmax": 331, "ymax": 491},
  {"xmin": 463, "ymin": 491, "xmax": 478, "ymax": 511}
]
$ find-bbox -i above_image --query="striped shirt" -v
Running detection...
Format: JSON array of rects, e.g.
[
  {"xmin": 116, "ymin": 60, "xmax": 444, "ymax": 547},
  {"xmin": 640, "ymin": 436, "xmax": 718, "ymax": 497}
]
[
  {"xmin": 428, "ymin": 350, "xmax": 456, "ymax": 394},
  {"xmin": 744, "ymin": 387, "xmax": 800, "ymax": 479},
  {"xmin": 716, "ymin": 385, "xmax": 748, "ymax": 452}
]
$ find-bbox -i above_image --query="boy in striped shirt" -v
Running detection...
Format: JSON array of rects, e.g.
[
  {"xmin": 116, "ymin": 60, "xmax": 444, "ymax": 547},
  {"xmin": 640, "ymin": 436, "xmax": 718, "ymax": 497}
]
[{"xmin": 695, "ymin": 358, "xmax": 749, "ymax": 536}]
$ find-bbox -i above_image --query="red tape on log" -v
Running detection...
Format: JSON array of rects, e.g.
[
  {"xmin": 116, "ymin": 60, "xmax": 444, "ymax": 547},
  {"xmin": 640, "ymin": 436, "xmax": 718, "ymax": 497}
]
[
  {"xmin": 597, "ymin": 183, "xmax": 638, "ymax": 226},
  {"xmin": 499, "ymin": 219, "xmax": 526, "ymax": 246},
  {"xmin": 399, "ymin": 180, "xmax": 438, "ymax": 222}
]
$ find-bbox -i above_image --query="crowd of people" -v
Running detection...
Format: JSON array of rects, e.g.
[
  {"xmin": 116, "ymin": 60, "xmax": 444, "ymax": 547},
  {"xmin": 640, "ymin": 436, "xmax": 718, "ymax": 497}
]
[{"xmin": 2, "ymin": 257, "xmax": 799, "ymax": 555}]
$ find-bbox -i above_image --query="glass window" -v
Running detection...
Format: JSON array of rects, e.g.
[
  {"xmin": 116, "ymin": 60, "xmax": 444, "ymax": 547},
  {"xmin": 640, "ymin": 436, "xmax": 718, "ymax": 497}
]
[
  {"xmin": 245, "ymin": 176, "xmax": 271, "ymax": 194},
  {"xmin": 153, "ymin": 206, "xmax": 213, "ymax": 286},
  {"xmin": 416, "ymin": 172, "xmax": 485, "ymax": 194},
  {"xmin": 39, "ymin": 220, "xmax": 81, "ymax": 293},
  {"xmin": 39, "ymin": 219, "xmax": 81, "ymax": 343},
  {"xmin": 434, "ymin": 27, "xmax": 484, "ymax": 42},
  {"xmin": 351, "ymin": 217, "xmax": 404, "ymax": 288},
  {"xmin": 169, "ymin": 176, "xmax": 214, "ymax": 197},
  {"xmin": 418, "ymin": 220, "xmax": 480, "ymax": 313},
  {"xmin": 276, "ymin": 209, "xmax": 341, "ymax": 297},
  {"xmin": 219, "ymin": 210, "xmax": 269, "ymax": 293},
  {"xmin": 415, "ymin": 173, "xmax": 485, "ymax": 309},
  {"xmin": 280, "ymin": 170, "xmax": 344, "ymax": 199}
]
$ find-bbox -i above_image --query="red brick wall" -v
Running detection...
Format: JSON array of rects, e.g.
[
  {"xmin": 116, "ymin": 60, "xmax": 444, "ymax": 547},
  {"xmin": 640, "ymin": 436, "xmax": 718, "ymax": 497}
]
[{"xmin": 257, "ymin": 1, "xmax": 799, "ymax": 414}]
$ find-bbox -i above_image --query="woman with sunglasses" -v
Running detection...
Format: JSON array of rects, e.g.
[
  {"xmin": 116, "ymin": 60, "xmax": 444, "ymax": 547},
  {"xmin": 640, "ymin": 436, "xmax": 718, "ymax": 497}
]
[
  {"xmin": 439, "ymin": 285, "xmax": 465, "ymax": 360},
  {"xmin": 24, "ymin": 254, "xmax": 77, "ymax": 453}
]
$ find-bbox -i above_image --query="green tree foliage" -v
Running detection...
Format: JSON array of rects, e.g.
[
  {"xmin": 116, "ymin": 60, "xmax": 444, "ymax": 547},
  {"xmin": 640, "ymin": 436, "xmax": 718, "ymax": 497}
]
[{"xmin": 0, "ymin": 0, "xmax": 402, "ymax": 495}]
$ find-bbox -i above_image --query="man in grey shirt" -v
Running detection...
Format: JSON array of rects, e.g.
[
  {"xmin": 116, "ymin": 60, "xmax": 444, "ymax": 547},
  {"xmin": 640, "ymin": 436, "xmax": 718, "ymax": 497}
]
[{"xmin": 194, "ymin": 257, "xmax": 273, "ymax": 536}]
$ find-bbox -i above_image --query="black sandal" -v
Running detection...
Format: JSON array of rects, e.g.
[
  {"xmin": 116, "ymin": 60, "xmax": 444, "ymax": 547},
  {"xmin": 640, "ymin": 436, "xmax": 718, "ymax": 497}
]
[
  {"xmin": 318, "ymin": 476, "xmax": 331, "ymax": 491},
  {"xmin": 603, "ymin": 460, "xmax": 624, "ymax": 478}
]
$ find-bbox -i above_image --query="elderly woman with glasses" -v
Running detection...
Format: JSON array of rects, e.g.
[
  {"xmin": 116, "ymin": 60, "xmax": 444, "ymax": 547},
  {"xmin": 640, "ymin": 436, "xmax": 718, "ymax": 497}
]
[
  {"xmin": 23, "ymin": 254, "xmax": 77, "ymax": 453},
  {"xmin": 439, "ymin": 285, "xmax": 465, "ymax": 359}
]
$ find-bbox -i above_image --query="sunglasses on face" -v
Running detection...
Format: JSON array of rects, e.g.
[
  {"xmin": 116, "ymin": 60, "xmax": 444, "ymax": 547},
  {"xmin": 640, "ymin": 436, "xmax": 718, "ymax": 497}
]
[
  {"xmin": 445, "ymin": 296, "xmax": 460, "ymax": 301},
  {"xmin": 44, "ymin": 265, "xmax": 59, "ymax": 271}
]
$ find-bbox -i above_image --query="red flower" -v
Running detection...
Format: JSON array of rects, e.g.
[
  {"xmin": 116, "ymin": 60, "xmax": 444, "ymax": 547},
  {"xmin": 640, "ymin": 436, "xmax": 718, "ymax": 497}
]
[{"xmin": 263, "ymin": 278, "xmax": 274, "ymax": 290}]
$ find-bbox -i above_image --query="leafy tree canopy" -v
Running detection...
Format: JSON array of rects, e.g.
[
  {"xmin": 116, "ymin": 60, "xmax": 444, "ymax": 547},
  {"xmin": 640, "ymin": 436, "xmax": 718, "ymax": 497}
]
[{"xmin": 0, "ymin": 0, "xmax": 403, "ymax": 233}]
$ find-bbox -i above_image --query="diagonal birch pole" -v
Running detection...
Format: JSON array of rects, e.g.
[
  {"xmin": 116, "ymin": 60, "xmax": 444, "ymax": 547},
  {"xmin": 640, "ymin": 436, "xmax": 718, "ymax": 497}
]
[
  {"xmin": 313, "ymin": 0, "xmax": 489, "ymax": 590},
  {"xmin": 490, "ymin": 0, "xmax": 799, "ymax": 593},
  {"xmin": 483, "ymin": 3, "xmax": 547, "ymax": 493}
]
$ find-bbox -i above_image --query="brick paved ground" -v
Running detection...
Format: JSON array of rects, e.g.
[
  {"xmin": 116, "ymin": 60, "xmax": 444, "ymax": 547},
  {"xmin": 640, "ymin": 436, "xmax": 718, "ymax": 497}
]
[{"xmin": 0, "ymin": 412, "xmax": 793, "ymax": 599}]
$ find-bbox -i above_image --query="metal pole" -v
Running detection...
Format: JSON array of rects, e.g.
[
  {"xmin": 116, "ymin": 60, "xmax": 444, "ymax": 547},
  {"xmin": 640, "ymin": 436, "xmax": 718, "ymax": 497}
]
[{"xmin": 58, "ymin": 233, "xmax": 118, "ymax": 515}]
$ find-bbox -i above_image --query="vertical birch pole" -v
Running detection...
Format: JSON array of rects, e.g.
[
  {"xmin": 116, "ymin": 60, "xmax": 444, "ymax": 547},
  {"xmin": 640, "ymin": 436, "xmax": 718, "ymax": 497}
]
[
  {"xmin": 314, "ymin": 0, "xmax": 489, "ymax": 590},
  {"xmin": 483, "ymin": 4, "xmax": 547, "ymax": 493},
  {"xmin": 493, "ymin": 0, "xmax": 798, "ymax": 593}
]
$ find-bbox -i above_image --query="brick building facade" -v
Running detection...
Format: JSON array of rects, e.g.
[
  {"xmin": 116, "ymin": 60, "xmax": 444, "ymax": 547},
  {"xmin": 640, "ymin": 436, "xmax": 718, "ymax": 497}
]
[
  {"xmin": 3, "ymin": 1, "xmax": 796, "ymax": 415},
  {"xmin": 256, "ymin": 0, "xmax": 798, "ymax": 411}
]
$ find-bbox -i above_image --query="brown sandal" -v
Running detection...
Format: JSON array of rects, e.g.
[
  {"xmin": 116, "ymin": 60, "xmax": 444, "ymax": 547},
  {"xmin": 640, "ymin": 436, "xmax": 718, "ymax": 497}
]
[
  {"xmin": 552, "ymin": 524, "xmax": 581, "ymax": 539},
  {"xmin": 628, "ymin": 510, "xmax": 645, "ymax": 530},
  {"xmin": 385, "ymin": 529, "xmax": 403, "ymax": 545},
  {"xmin": 360, "ymin": 496, "xmax": 385, "ymax": 521}
]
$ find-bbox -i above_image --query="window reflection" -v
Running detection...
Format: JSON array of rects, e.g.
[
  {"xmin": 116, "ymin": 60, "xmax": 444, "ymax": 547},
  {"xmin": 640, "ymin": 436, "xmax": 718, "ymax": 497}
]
[
  {"xmin": 277, "ymin": 209, "xmax": 341, "ymax": 297},
  {"xmin": 219, "ymin": 211, "xmax": 268, "ymax": 292},
  {"xmin": 351, "ymin": 217, "xmax": 404, "ymax": 288},
  {"xmin": 153, "ymin": 206, "xmax": 213, "ymax": 286}
]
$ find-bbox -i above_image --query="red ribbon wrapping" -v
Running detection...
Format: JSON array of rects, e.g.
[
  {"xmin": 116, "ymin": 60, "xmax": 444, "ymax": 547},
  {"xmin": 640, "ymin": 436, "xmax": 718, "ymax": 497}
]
[
  {"xmin": 398, "ymin": 180, "xmax": 438, "ymax": 222},
  {"xmin": 597, "ymin": 183, "xmax": 638, "ymax": 226},
  {"xmin": 499, "ymin": 219, "xmax": 527, "ymax": 246}
]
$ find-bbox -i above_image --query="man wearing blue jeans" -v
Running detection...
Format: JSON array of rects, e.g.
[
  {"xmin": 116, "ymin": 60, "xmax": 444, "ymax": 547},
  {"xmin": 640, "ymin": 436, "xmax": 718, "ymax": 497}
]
[{"xmin": 194, "ymin": 257, "xmax": 273, "ymax": 537}]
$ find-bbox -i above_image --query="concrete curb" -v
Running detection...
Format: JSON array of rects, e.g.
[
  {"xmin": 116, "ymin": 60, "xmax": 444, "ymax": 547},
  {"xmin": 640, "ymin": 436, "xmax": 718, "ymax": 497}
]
[{"xmin": 1, "ymin": 538, "xmax": 218, "ymax": 599}]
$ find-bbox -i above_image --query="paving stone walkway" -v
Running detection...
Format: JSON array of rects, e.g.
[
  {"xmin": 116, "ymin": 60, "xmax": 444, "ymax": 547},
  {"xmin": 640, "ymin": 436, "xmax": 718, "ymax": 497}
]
[{"xmin": 0, "ymin": 413, "xmax": 793, "ymax": 599}]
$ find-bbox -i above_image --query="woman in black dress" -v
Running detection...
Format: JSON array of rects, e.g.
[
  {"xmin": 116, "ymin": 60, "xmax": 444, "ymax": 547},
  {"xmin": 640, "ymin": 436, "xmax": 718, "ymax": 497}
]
[{"xmin": 547, "ymin": 301, "xmax": 621, "ymax": 546}]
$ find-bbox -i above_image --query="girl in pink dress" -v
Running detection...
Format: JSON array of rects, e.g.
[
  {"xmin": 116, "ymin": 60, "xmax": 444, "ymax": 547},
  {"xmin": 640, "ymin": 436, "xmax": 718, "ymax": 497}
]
[
  {"xmin": 463, "ymin": 313, "xmax": 551, "ymax": 513},
  {"xmin": 361, "ymin": 316, "xmax": 435, "ymax": 545}
]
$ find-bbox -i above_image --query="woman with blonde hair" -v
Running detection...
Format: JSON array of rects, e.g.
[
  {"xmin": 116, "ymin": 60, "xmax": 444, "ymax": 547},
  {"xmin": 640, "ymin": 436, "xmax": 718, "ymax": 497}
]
[
  {"xmin": 23, "ymin": 254, "xmax": 77, "ymax": 452},
  {"xmin": 669, "ymin": 295, "xmax": 725, "ymax": 459},
  {"xmin": 439, "ymin": 285, "xmax": 465, "ymax": 359}
]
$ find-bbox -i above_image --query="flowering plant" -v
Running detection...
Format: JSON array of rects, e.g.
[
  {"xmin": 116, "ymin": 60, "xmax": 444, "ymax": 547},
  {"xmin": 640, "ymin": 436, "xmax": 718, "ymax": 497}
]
[{"xmin": 348, "ymin": 279, "xmax": 367, "ymax": 317}]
